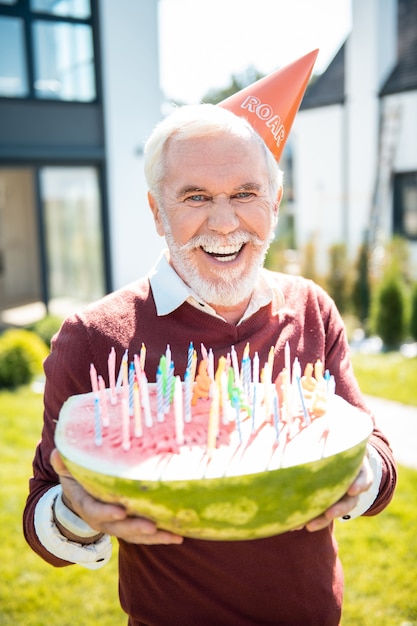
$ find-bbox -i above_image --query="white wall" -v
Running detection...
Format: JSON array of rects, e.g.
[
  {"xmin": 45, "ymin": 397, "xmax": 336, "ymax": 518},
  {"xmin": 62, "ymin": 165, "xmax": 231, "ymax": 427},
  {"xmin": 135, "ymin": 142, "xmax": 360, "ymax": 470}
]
[
  {"xmin": 344, "ymin": 0, "xmax": 397, "ymax": 258},
  {"xmin": 390, "ymin": 91, "xmax": 417, "ymax": 171},
  {"xmin": 99, "ymin": 0, "xmax": 165, "ymax": 290},
  {"xmin": 292, "ymin": 105, "xmax": 345, "ymax": 274},
  {"xmin": 293, "ymin": 0, "xmax": 405, "ymax": 274},
  {"xmin": 387, "ymin": 90, "xmax": 417, "ymax": 275}
]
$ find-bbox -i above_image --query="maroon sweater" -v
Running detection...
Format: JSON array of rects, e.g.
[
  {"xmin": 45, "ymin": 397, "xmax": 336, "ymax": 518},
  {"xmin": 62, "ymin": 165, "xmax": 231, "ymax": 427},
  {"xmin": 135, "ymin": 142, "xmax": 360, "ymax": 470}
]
[{"xmin": 23, "ymin": 271, "xmax": 397, "ymax": 626}]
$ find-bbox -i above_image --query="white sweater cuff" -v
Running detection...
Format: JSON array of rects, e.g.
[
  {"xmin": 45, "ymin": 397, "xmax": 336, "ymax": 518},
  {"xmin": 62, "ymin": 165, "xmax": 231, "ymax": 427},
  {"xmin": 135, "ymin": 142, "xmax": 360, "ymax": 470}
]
[
  {"xmin": 339, "ymin": 444, "xmax": 383, "ymax": 521},
  {"xmin": 34, "ymin": 485, "xmax": 112, "ymax": 569}
]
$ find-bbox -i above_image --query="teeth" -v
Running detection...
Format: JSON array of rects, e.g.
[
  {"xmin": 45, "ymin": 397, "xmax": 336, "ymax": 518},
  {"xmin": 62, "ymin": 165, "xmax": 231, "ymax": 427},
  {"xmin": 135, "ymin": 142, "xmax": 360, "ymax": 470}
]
[
  {"xmin": 202, "ymin": 244, "xmax": 243, "ymax": 256},
  {"xmin": 215, "ymin": 254, "xmax": 238, "ymax": 262}
]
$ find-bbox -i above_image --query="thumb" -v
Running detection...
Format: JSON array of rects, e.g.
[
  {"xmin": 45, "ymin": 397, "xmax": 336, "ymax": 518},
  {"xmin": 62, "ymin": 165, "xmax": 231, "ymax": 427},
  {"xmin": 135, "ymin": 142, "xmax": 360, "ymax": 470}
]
[{"xmin": 50, "ymin": 448, "xmax": 72, "ymax": 478}]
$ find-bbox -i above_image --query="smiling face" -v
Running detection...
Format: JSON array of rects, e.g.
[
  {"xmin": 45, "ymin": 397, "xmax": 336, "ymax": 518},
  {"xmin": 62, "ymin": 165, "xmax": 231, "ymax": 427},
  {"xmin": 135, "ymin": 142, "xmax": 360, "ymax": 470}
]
[{"xmin": 149, "ymin": 130, "xmax": 281, "ymax": 312}]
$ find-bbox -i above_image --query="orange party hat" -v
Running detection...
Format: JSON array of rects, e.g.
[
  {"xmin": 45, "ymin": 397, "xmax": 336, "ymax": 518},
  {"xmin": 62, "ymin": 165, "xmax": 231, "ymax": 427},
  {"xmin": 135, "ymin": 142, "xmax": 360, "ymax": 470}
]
[{"xmin": 219, "ymin": 49, "xmax": 318, "ymax": 162}]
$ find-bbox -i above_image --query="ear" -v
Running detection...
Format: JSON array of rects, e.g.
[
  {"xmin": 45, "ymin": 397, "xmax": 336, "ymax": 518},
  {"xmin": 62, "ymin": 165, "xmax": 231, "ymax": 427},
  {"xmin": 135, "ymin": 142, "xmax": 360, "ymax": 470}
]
[
  {"xmin": 148, "ymin": 192, "xmax": 165, "ymax": 236},
  {"xmin": 273, "ymin": 186, "xmax": 283, "ymax": 219}
]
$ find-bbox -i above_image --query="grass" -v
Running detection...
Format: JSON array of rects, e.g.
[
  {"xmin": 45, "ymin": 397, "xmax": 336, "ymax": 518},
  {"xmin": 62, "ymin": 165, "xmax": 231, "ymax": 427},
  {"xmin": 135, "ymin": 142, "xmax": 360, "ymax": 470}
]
[
  {"xmin": 1, "ymin": 351, "xmax": 416, "ymax": 625},
  {"xmin": 338, "ymin": 464, "xmax": 417, "ymax": 625},
  {"xmin": 351, "ymin": 351, "xmax": 417, "ymax": 406},
  {"xmin": 0, "ymin": 386, "xmax": 125, "ymax": 626}
]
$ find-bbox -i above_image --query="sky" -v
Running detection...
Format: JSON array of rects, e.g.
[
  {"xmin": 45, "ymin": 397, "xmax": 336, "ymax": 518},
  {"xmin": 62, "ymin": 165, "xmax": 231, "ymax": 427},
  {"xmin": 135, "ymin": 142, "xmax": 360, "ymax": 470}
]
[{"xmin": 158, "ymin": 0, "xmax": 352, "ymax": 104}]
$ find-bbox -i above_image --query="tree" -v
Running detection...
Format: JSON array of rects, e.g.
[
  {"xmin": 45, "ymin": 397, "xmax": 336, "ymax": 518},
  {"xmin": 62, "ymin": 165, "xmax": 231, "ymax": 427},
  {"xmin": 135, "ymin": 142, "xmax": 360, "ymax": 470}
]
[
  {"xmin": 326, "ymin": 243, "xmax": 350, "ymax": 314},
  {"xmin": 351, "ymin": 242, "xmax": 371, "ymax": 324},
  {"xmin": 371, "ymin": 275, "xmax": 407, "ymax": 350},
  {"xmin": 410, "ymin": 282, "xmax": 417, "ymax": 341},
  {"xmin": 202, "ymin": 67, "xmax": 265, "ymax": 104}
]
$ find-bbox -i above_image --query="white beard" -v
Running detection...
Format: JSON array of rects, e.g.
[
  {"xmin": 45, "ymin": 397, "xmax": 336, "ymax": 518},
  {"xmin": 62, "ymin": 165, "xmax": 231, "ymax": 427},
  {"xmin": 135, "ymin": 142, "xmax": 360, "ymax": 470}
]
[{"xmin": 162, "ymin": 224, "xmax": 275, "ymax": 307}]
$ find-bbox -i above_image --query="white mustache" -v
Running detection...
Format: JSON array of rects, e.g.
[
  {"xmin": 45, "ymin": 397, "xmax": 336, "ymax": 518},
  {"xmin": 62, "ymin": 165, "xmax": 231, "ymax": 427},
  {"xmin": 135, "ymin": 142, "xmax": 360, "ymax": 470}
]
[{"xmin": 180, "ymin": 231, "xmax": 265, "ymax": 253}]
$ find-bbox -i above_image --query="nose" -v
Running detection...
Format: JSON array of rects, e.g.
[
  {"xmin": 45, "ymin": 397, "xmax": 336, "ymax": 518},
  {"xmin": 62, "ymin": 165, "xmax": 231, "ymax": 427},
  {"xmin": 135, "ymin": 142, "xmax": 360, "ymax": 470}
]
[{"xmin": 207, "ymin": 197, "xmax": 240, "ymax": 234}]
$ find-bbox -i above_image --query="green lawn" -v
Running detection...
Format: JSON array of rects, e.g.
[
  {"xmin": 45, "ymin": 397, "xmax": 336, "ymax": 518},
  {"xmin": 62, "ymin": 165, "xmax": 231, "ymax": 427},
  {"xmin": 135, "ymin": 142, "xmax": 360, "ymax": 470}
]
[
  {"xmin": 1, "ymin": 351, "xmax": 416, "ymax": 625},
  {"xmin": 351, "ymin": 351, "xmax": 417, "ymax": 406},
  {"xmin": 338, "ymin": 465, "xmax": 417, "ymax": 625},
  {"xmin": 0, "ymin": 386, "xmax": 124, "ymax": 626}
]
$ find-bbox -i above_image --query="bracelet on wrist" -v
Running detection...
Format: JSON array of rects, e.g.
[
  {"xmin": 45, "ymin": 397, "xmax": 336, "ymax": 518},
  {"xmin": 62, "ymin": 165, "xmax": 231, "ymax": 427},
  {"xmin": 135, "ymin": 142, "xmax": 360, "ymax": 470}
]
[{"xmin": 53, "ymin": 492, "xmax": 102, "ymax": 539}]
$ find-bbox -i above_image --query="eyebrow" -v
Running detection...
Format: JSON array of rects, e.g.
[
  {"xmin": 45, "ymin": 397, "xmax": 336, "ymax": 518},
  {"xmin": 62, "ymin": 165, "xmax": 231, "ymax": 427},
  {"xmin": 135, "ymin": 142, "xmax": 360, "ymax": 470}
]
[
  {"xmin": 176, "ymin": 186, "xmax": 206, "ymax": 199},
  {"xmin": 176, "ymin": 182, "xmax": 263, "ymax": 199}
]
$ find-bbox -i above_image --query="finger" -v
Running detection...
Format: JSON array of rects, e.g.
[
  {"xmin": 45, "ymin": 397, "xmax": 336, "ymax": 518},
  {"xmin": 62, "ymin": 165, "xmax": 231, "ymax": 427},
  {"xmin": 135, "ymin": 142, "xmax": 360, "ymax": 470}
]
[
  {"xmin": 102, "ymin": 518, "xmax": 184, "ymax": 545},
  {"xmin": 50, "ymin": 448, "xmax": 72, "ymax": 477},
  {"xmin": 305, "ymin": 493, "xmax": 359, "ymax": 532},
  {"xmin": 72, "ymin": 490, "xmax": 127, "ymax": 524},
  {"xmin": 50, "ymin": 453, "xmax": 184, "ymax": 544},
  {"xmin": 50, "ymin": 448, "xmax": 128, "ymax": 525},
  {"xmin": 131, "ymin": 529, "xmax": 184, "ymax": 545},
  {"xmin": 347, "ymin": 458, "xmax": 373, "ymax": 496}
]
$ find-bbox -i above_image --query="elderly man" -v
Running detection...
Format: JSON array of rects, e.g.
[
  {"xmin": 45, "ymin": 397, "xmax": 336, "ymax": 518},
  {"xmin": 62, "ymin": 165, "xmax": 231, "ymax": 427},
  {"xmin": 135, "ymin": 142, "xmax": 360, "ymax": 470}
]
[{"xmin": 24, "ymin": 104, "xmax": 396, "ymax": 626}]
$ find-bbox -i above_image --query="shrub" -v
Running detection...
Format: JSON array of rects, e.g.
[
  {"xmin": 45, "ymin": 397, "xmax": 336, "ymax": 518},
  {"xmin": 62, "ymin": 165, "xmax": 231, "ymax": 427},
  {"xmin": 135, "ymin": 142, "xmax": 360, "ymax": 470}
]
[
  {"xmin": 326, "ymin": 243, "xmax": 350, "ymax": 314},
  {"xmin": 0, "ymin": 329, "xmax": 49, "ymax": 388},
  {"xmin": 301, "ymin": 238, "xmax": 320, "ymax": 283},
  {"xmin": 383, "ymin": 236, "xmax": 411, "ymax": 285},
  {"xmin": 370, "ymin": 276, "xmax": 407, "ymax": 349},
  {"xmin": 28, "ymin": 314, "xmax": 63, "ymax": 347},
  {"xmin": 0, "ymin": 344, "xmax": 32, "ymax": 387},
  {"xmin": 351, "ymin": 242, "xmax": 371, "ymax": 324},
  {"xmin": 410, "ymin": 282, "xmax": 417, "ymax": 341}
]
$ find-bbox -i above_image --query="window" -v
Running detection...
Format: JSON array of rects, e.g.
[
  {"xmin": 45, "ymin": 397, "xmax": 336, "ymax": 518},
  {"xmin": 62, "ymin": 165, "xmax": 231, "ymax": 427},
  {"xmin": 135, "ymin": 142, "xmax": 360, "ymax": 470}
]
[
  {"xmin": 0, "ymin": 16, "xmax": 28, "ymax": 96},
  {"xmin": 33, "ymin": 20, "xmax": 94, "ymax": 100},
  {"xmin": 0, "ymin": 0, "xmax": 96, "ymax": 101},
  {"xmin": 393, "ymin": 172, "xmax": 417, "ymax": 241},
  {"xmin": 30, "ymin": 0, "xmax": 91, "ymax": 19}
]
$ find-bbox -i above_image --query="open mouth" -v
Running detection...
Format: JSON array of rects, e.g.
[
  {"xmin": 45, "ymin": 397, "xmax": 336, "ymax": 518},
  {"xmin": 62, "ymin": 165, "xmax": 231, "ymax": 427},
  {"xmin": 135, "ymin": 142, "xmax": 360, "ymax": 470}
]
[{"xmin": 201, "ymin": 243, "xmax": 245, "ymax": 262}]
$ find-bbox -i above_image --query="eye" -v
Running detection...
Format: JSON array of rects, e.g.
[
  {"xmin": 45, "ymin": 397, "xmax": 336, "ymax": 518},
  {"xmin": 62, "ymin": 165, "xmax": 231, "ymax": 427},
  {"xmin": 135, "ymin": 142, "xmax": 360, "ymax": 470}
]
[
  {"xmin": 183, "ymin": 193, "xmax": 211, "ymax": 205},
  {"xmin": 188, "ymin": 194, "xmax": 208, "ymax": 202},
  {"xmin": 232, "ymin": 191, "xmax": 256, "ymax": 201}
]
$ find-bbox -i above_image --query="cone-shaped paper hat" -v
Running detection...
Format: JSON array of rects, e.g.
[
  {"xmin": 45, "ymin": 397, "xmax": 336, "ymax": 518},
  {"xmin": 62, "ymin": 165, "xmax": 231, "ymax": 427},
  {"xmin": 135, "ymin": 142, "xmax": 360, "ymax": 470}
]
[{"xmin": 219, "ymin": 49, "xmax": 318, "ymax": 162}]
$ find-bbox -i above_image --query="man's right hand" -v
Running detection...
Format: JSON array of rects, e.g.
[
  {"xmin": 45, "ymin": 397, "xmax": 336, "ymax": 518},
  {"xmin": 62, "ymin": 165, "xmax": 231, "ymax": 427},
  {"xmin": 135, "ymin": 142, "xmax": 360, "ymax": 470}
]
[{"xmin": 50, "ymin": 448, "xmax": 184, "ymax": 545}]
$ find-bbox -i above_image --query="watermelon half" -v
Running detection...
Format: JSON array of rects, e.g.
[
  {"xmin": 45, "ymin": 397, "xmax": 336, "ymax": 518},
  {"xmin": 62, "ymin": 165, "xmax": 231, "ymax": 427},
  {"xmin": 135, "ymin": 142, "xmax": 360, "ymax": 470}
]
[{"xmin": 55, "ymin": 392, "xmax": 373, "ymax": 540}]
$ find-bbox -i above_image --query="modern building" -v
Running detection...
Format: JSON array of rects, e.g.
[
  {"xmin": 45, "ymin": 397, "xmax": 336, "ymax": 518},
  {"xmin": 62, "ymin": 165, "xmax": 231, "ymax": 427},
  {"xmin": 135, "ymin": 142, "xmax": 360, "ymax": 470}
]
[
  {"xmin": 292, "ymin": 0, "xmax": 417, "ymax": 277},
  {"xmin": 2, "ymin": 0, "xmax": 416, "ymax": 329},
  {"xmin": 0, "ymin": 0, "xmax": 163, "ymax": 326}
]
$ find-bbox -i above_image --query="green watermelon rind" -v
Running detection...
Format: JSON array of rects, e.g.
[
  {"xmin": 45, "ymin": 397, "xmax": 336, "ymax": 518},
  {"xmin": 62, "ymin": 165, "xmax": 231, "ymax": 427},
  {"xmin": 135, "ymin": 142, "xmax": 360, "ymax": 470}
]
[{"xmin": 60, "ymin": 439, "xmax": 368, "ymax": 540}]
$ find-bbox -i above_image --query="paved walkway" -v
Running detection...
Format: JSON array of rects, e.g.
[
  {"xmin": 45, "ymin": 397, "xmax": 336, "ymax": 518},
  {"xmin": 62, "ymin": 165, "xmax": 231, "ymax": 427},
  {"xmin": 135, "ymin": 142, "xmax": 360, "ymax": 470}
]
[{"xmin": 364, "ymin": 395, "xmax": 417, "ymax": 469}]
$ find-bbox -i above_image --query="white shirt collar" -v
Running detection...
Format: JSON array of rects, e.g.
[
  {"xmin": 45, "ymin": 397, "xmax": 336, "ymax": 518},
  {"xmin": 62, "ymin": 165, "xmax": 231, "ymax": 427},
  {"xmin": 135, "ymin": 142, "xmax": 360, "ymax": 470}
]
[{"xmin": 148, "ymin": 249, "xmax": 284, "ymax": 324}]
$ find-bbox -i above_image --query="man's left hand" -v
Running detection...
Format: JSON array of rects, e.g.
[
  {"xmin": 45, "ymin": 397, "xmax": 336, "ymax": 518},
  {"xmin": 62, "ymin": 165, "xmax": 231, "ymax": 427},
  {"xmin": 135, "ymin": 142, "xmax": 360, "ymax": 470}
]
[{"xmin": 303, "ymin": 454, "xmax": 374, "ymax": 532}]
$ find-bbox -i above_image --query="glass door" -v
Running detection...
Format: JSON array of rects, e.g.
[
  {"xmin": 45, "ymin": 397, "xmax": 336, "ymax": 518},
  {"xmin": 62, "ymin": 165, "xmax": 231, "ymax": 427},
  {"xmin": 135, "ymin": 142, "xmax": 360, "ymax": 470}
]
[
  {"xmin": 39, "ymin": 166, "xmax": 106, "ymax": 313},
  {"xmin": 0, "ymin": 164, "xmax": 107, "ymax": 326},
  {"xmin": 0, "ymin": 168, "xmax": 42, "ymax": 314}
]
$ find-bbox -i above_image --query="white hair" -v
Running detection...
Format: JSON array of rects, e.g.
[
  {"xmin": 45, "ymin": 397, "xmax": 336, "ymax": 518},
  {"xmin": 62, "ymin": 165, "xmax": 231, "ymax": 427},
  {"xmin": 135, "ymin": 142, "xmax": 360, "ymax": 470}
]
[{"xmin": 144, "ymin": 104, "xmax": 283, "ymax": 202}]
